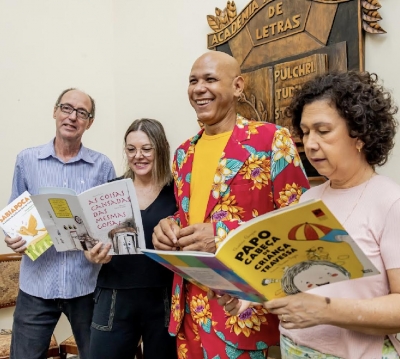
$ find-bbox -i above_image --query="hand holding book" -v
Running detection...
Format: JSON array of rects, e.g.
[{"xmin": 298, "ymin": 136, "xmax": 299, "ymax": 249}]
[
  {"xmin": 177, "ymin": 223, "xmax": 216, "ymax": 253},
  {"xmin": 84, "ymin": 242, "xmax": 112, "ymax": 264},
  {"xmin": 4, "ymin": 234, "xmax": 27, "ymax": 254}
]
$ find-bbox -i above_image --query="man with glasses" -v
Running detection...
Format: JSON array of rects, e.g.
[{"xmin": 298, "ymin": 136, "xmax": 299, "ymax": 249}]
[{"xmin": 5, "ymin": 88, "xmax": 116, "ymax": 359}]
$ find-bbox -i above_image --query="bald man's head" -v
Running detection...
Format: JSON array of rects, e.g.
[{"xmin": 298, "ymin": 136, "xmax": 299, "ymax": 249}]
[
  {"xmin": 191, "ymin": 51, "xmax": 241, "ymax": 78},
  {"xmin": 188, "ymin": 51, "xmax": 244, "ymax": 134}
]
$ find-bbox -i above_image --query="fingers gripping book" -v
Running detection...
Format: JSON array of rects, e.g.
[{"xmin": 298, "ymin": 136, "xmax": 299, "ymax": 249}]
[{"xmin": 142, "ymin": 199, "xmax": 379, "ymax": 302}]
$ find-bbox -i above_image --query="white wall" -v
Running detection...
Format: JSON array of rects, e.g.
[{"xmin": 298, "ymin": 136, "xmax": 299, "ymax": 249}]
[
  {"xmin": 365, "ymin": 1, "xmax": 400, "ymax": 179},
  {"xmin": 0, "ymin": 0, "xmax": 399, "ymax": 344}
]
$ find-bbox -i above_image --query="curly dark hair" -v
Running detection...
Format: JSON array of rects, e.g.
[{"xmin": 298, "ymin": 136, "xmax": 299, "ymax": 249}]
[{"xmin": 286, "ymin": 71, "xmax": 398, "ymax": 166}]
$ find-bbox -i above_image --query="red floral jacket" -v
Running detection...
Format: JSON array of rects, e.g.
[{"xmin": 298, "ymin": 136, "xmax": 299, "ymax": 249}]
[{"xmin": 168, "ymin": 115, "xmax": 310, "ymax": 350}]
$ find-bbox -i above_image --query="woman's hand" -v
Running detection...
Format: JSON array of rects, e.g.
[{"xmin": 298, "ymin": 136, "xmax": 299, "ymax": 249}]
[
  {"xmin": 264, "ymin": 292, "xmax": 329, "ymax": 329},
  {"xmin": 84, "ymin": 242, "xmax": 112, "ymax": 264}
]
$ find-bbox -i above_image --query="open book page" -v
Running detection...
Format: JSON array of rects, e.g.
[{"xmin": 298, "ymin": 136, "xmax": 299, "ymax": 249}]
[
  {"xmin": 0, "ymin": 191, "xmax": 53, "ymax": 261},
  {"xmin": 31, "ymin": 179, "xmax": 145, "ymax": 255},
  {"xmin": 141, "ymin": 249, "xmax": 267, "ymax": 302}
]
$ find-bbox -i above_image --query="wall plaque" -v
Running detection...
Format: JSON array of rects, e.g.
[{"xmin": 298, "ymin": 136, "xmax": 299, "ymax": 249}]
[{"xmin": 206, "ymin": 0, "xmax": 385, "ymax": 178}]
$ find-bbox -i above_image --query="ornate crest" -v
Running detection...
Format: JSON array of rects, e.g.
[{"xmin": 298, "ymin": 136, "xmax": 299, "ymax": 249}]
[
  {"xmin": 207, "ymin": 0, "xmax": 385, "ymax": 41},
  {"xmin": 205, "ymin": 0, "xmax": 386, "ymax": 178}
]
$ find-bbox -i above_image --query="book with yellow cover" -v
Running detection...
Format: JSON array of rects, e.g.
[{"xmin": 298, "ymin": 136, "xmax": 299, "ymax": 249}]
[
  {"xmin": 142, "ymin": 199, "xmax": 379, "ymax": 302},
  {"xmin": 0, "ymin": 191, "xmax": 53, "ymax": 261}
]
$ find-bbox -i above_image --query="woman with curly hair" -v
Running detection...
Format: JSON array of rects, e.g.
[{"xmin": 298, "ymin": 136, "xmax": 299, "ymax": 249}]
[
  {"xmin": 262, "ymin": 71, "xmax": 400, "ymax": 358},
  {"xmin": 214, "ymin": 71, "xmax": 400, "ymax": 358}
]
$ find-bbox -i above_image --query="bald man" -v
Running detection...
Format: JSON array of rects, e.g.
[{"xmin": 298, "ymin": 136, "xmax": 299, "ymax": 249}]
[{"xmin": 153, "ymin": 52, "xmax": 309, "ymax": 358}]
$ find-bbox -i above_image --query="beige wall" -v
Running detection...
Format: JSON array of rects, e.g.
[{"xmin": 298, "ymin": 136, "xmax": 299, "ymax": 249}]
[{"xmin": 0, "ymin": 0, "xmax": 399, "ymax": 343}]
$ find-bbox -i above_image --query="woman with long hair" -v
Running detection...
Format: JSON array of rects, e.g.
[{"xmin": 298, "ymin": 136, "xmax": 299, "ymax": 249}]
[{"xmin": 86, "ymin": 118, "xmax": 177, "ymax": 359}]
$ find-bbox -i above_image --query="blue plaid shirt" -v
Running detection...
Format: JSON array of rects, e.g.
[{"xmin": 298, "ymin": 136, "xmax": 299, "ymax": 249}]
[{"xmin": 9, "ymin": 139, "xmax": 116, "ymax": 299}]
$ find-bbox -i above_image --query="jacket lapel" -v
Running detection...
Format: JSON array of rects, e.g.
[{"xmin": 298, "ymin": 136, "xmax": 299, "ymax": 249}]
[{"xmin": 176, "ymin": 131, "xmax": 202, "ymax": 227}]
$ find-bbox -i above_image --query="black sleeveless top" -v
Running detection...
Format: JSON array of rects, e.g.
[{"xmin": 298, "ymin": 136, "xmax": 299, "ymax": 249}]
[{"xmin": 96, "ymin": 181, "xmax": 176, "ymax": 289}]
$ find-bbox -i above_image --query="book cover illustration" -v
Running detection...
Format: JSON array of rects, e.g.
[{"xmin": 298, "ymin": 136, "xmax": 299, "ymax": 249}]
[
  {"xmin": 0, "ymin": 191, "xmax": 53, "ymax": 261},
  {"xmin": 143, "ymin": 199, "xmax": 379, "ymax": 301},
  {"xmin": 31, "ymin": 179, "xmax": 145, "ymax": 255}
]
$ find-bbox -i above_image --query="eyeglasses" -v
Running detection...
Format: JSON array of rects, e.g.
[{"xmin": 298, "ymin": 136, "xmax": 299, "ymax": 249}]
[
  {"xmin": 57, "ymin": 103, "xmax": 92, "ymax": 120},
  {"xmin": 125, "ymin": 146, "xmax": 154, "ymax": 158}
]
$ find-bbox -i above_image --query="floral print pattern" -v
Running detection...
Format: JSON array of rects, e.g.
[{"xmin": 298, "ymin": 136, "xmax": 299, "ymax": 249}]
[
  {"xmin": 169, "ymin": 114, "xmax": 310, "ymax": 354},
  {"xmin": 176, "ymin": 176, "xmax": 184, "ymax": 197},
  {"xmin": 211, "ymin": 194, "xmax": 245, "ymax": 222},
  {"xmin": 239, "ymin": 154, "xmax": 271, "ymax": 190},
  {"xmin": 272, "ymin": 127, "xmax": 298, "ymax": 163},
  {"xmin": 190, "ymin": 293, "xmax": 212, "ymax": 326},
  {"xmin": 172, "ymin": 286, "xmax": 184, "ymax": 323},
  {"xmin": 277, "ymin": 182, "xmax": 305, "ymax": 207},
  {"xmin": 178, "ymin": 343, "xmax": 188, "ymax": 359},
  {"xmin": 224, "ymin": 306, "xmax": 269, "ymax": 338}
]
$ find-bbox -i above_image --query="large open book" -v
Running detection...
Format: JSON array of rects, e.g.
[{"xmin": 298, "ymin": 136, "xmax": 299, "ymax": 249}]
[
  {"xmin": 142, "ymin": 199, "xmax": 379, "ymax": 302},
  {"xmin": 31, "ymin": 179, "xmax": 145, "ymax": 255},
  {"xmin": 0, "ymin": 191, "xmax": 53, "ymax": 261}
]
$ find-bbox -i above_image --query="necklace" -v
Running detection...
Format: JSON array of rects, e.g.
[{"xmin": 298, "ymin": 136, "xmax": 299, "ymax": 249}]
[{"xmin": 321, "ymin": 171, "xmax": 376, "ymax": 226}]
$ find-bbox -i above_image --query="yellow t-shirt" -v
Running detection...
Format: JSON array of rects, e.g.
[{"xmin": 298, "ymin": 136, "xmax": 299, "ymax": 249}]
[{"xmin": 189, "ymin": 131, "xmax": 232, "ymax": 225}]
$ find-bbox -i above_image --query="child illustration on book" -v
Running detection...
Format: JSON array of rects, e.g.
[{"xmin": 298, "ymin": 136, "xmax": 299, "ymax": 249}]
[
  {"xmin": 281, "ymin": 260, "xmax": 351, "ymax": 295},
  {"xmin": 259, "ymin": 226, "xmax": 364, "ymax": 295},
  {"xmin": 261, "ymin": 278, "xmax": 280, "ymax": 286},
  {"xmin": 316, "ymin": 246, "xmax": 330, "ymax": 260},
  {"xmin": 288, "ymin": 223, "xmax": 364, "ymax": 277},
  {"xmin": 306, "ymin": 246, "xmax": 330, "ymax": 261}
]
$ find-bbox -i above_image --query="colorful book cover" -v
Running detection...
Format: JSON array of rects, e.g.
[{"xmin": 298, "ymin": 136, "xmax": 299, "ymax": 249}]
[
  {"xmin": 31, "ymin": 179, "xmax": 145, "ymax": 255},
  {"xmin": 142, "ymin": 199, "xmax": 380, "ymax": 302},
  {"xmin": 0, "ymin": 191, "xmax": 53, "ymax": 261}
]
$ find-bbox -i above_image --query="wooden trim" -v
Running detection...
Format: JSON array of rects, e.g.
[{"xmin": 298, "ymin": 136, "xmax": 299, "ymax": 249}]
[
  {"xmin": 0, "ymin": 301, "xmax": 17, "ymax": 309},
  {"xmin": 0, "ymin": 253, "xmax": 23, "ymax": 262}
]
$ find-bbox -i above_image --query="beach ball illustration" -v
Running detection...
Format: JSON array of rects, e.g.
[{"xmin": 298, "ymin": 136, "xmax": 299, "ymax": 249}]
[{"xmin": 288, "ymin": 222, "xmax": 332, "ymax": 240}]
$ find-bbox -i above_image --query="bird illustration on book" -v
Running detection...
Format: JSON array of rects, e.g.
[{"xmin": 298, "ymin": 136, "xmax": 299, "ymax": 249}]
[{"xmin": 18, "ymin": 214, "xmax": 46, "ymax": 236}]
